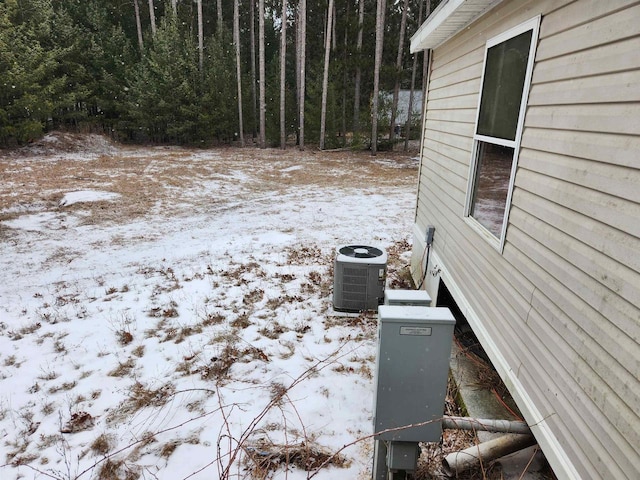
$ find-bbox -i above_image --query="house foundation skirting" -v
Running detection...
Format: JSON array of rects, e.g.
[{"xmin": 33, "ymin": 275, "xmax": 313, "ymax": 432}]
[{"xmin": 410, "ymin": 223, "xmax": 580, "ymax": 480}]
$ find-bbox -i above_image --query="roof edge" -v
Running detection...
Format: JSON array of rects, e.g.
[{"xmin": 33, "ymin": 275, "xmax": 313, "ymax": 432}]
[{"xmin": 410, "ymin": 0, "xmax": 504, "ymax": 52}]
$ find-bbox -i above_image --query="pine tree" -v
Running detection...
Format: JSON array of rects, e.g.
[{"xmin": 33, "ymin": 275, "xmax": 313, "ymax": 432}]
[{"xmin": 0, "ymin": 0, "xmax": 59, "ymax": 145}]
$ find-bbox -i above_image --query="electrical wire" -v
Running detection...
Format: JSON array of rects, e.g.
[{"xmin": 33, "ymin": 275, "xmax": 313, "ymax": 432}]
[{"xmin": 417, "ymin": 243, "xmax": 431, "ymax": 290}]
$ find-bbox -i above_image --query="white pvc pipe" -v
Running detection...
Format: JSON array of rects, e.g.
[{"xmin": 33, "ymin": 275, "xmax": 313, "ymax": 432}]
[
  {"xmin": 442, "ymin": 415, "xmax": 531, "ymax": 435},
  {"xmin": 442, "ymin": 433, "xmax": 537, "ymax": 477}
]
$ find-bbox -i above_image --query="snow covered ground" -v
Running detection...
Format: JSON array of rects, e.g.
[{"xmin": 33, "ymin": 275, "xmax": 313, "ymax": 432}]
[{"xmin": 0, "ymin": 137, "xmax": 419, "ymax": 480}]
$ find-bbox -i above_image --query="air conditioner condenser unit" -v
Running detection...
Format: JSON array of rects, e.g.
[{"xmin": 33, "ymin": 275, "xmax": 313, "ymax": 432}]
[{"xmin": 333, "ymin": 245, "xmax": 387, "ymax": 312}]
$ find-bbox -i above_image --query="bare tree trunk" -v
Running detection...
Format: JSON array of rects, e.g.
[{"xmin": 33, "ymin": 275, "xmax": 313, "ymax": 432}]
[
  {"xmin": 171, "ymin": 0, "xmax": 178, "ymax": 15},
  {"xmin": 371, "ymin": 0, "xmax": 386, "ymax": 155},
  {"xmin": 352, "ymin": 0, "xmax": 364, "ymax": 134},
  {"xmin": 404, "ymin": 0, "xmax": 425, "ymax": 152},
  {"xmin": 133, "ymin": 0, "xmax": 144, "ymax": 51},
  {"xmin": 217, "ymin": 0, "xmax": 223, "ymax": 33},
  {"xmin": 234, "ymin": 0, "xmax": 245, "ymax": 147},
  {"xmin": 319, "ymin": 0, "xmax": 334, "ymax": 150},
  {"xmin": 148, "ymin": 0, "xmax": 157, "ymax": 37},
  {"xmin": 389, "ymin": 0, "xmax": 409, "ymax": 142},
  {"xmin": 298, "ymin": 0, "xmax": 307, "ymax": 150},
  {"xmin": 280, "ymin": 0, "xmax": 288, "ymax": 149},
  {"xmin": 341, "ymin": 1, "xmax": 349, "ymax": 138},
  {"xmin": 197, "ymin": 0, "xmax": 204, "ymax": 72},
  {"xmin": 250, "ymin": 0, "xmax": 258, "ymax": 140},
  {"xmin": 295, "ymin": 6, "xmax": 301, "ymax": 144},
  {"xmin": 332, "ymin": 2, "xmax": 337, "ymax": 51},
  {"xmin": 258, "ymin": 0, "xmax": 266, "ymax": 148}
]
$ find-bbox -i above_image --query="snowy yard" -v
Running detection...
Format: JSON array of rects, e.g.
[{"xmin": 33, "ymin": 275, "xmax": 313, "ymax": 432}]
[{"xmin": 0, "ymin": 135, "xmax": 419, "ymax": 480}]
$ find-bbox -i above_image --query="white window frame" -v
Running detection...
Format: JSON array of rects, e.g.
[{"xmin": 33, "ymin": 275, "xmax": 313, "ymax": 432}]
[{"xmin": 464, "ymin": 16, "xmax": 541, "ymax": 252}]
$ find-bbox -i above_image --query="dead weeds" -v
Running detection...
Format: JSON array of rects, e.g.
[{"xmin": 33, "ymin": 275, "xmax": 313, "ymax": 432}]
[
  {"xmin": 96, "ymin": 458, "xmax": 141, "ymax": 480},
  {"xmin": 90, "ymin": 433, "xmax": 114, "ymax": 456},
  {"xmin": 127, "ymin": 381, "xmax": 176, "ymax": 410},
  {"xmin": 245, "ymin": 441, "xmax": 349, "ymax": 477}
]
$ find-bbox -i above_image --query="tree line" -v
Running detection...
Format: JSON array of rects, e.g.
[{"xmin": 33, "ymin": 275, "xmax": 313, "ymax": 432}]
[{"xmin": 0, "ymin": 0, "xmax": 437, "ymax": 150}]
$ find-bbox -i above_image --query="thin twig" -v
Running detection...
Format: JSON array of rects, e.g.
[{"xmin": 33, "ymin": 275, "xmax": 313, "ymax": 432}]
[
  {"xmin": 218, "ymin": 342, "xmax": 355, "ymax": 478},
  {"xmin": 517, "ymin": 445, "xmax": 539, "ymax": 480}
]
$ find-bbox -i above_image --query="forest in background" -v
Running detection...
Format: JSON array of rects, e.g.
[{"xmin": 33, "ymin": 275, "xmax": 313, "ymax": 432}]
[{"xmin": 0, "ymin": 0, "xmax": 438, "ymax": 149}]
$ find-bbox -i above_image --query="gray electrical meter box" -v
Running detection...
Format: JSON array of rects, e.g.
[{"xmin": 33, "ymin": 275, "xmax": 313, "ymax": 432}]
[
  {"xmin": 373, "ymin": 305, "xmax": 455, "ymax": 442},
  {"xmin": 384, "ymin": 289, "xmax": 432, "ymax": 306}
]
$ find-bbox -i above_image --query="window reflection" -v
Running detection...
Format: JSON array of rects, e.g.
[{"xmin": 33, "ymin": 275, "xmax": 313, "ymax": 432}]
[{"xmin": 470, "ymin": 142, "xmax": 514, "ymax": 237}]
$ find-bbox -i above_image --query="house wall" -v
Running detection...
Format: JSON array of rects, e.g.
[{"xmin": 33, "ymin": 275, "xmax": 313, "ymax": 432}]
[{"xmin": 411, "ymin": 0, "xmax": 640, "ymax": 478}]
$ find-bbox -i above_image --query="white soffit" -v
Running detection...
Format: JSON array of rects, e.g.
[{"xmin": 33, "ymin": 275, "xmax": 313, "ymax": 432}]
[{"xmin": 410, "ymin": 0, "xmax": 504, "ymax": 52}]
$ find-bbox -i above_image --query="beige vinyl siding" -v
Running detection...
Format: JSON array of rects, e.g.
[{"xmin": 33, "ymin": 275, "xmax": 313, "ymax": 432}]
[
  {"xmin": 528, "ymin": 71, "xmax": 640, "ymax": 105},
  {"xmin": 413, "ymin": 0, "xmax": 640, "ymax": 478},
  {"xmin": 521, "ymin": 129, "xmax": 640, "ymax": 169},
  {"xmin": 536, "ymin": 3, "xmax": 640, "ymax": 61},
  {"xmin": 532, "ymin": 36, "xmax": 640, "ymax": 83}
]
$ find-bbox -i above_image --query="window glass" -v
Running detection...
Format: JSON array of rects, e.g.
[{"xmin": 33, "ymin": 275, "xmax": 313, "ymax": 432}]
[
  {"xmin": 477, "ymin": 30, "xmax": 532, "ymax": 141},
  {"xmin": 466, "ymin": 19, "xmax": 538, "ymax": 245},
  {"xmin": 470, "ymin": 142, "xmax": 514, "ymax": 237}
]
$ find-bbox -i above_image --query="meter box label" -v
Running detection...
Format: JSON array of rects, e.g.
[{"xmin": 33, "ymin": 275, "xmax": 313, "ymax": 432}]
[
  {"xmin": 373, "ymin": 305, "xmax": 455, "ymax": 442},
  {"xmin": 399, "ymin": 326, "xmax": 432, "ymax": 336}
]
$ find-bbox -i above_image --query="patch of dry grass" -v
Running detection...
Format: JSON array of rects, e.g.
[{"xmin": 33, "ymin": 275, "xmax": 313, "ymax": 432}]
[
  {"xmin": 96, "ymin": 458, "xmax": 141, "ymax": 480},
  {"xmin": 7, "ymin": 321, "xmax": 42, "ymax": 340},
  {"xmin": 127, "ymin": 381, "xmax": 176, "ymax": 410},
  {"xmin": 90, "ymin": 433, "xmax": 115, "ymax": 456},
  {"xmin": 245, "ymin": 441, "xmax": 349, "ymax": 477},
  {"xmin": 1, "ymin": 140, "xmax": 418, "ymax": 238},
  {"xmin": 108, "ymin": 358, "xmax": 136, "ymax": 377}
]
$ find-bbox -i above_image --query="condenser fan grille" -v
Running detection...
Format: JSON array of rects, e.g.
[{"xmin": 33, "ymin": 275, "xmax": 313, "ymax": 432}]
[{"xmin": 338, "ymin": 245, "xmax": 384, "ymax": 259}]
